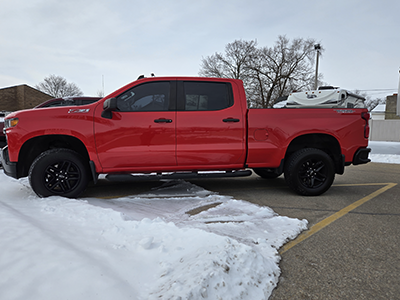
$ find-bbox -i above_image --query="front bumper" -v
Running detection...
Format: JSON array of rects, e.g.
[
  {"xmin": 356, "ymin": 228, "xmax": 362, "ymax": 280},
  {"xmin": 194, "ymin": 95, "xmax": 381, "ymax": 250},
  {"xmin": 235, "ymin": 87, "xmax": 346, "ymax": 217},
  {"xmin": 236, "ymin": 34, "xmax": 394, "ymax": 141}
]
[
  {"xmin": 353, "ymin": 147, "xmax": 371, "ymax": 165},
  {"xmin": 1, "ymin": 146, "xmax": 18, "ymax": 179}
]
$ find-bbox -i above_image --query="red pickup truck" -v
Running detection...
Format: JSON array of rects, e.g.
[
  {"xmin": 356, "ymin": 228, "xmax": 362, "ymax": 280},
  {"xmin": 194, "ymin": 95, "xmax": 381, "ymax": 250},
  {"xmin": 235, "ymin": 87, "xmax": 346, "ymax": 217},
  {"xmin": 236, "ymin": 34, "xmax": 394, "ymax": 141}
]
[{"xmin": 1, "ymin": 76, "xmax": 370, "ymax": 197}]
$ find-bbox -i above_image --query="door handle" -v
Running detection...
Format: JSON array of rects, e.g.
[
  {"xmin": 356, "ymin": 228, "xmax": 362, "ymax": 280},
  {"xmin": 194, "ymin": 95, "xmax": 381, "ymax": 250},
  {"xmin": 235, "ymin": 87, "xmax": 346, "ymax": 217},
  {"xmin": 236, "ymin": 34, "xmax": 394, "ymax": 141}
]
[
  {"xmin": 223, "ymin": 118, "xmax": 240, "ymax": 123},
  {"xmin": 154, "ymin": 118, "xmax": 173, "ymax": 123}
]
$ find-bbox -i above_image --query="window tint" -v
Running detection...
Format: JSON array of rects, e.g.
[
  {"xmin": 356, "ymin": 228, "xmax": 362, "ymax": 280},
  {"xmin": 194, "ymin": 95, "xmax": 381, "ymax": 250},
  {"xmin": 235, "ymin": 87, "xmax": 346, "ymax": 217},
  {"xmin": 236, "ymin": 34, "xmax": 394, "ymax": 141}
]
[
  {"xmin": 116, "ymin": 82, "xmax": 170, "ymax": 112},
  {"xmin": 183, "ymin": 82, "xmax": 233, "ymax": 111}
]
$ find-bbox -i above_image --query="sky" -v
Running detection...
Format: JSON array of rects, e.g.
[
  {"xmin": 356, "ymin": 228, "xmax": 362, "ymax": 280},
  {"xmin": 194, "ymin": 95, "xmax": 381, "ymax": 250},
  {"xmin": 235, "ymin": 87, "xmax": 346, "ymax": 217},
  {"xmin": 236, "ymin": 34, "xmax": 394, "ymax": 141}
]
[{"xmin": 1, "ymin": 0, "xmax": 400, "ymax": 98}]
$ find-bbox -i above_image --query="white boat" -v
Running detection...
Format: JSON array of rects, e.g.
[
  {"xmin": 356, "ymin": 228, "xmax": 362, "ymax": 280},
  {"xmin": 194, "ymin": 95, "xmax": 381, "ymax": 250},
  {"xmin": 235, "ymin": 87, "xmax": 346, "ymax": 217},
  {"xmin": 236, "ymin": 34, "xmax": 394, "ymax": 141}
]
[{"xmin": 286, "ymin": 87, "xmax": 366, "ymax": 108}]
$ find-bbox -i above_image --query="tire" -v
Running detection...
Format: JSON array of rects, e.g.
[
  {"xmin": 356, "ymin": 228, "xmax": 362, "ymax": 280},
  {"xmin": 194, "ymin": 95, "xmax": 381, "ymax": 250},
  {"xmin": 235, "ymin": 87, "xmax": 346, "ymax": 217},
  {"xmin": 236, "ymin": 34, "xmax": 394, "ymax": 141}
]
[
  {"xmin": 29, "ymin": 148, "xmax": 89, "ymax": 198},
  {"xmin": 284, "ymin": 148, "xmax": 335, "ymax": 196},
  {"xmin": 253, "ymin": 168, "xmax": 282, "ymax": 179}
]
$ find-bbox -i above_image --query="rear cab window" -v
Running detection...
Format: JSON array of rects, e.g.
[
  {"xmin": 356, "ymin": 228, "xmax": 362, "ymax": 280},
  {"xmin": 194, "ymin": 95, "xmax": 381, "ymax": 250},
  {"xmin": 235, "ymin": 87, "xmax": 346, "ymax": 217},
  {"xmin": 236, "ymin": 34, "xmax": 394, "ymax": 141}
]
[{"xmin": 178, "ymin": 81, "xmax": 234, "ymax": 111}]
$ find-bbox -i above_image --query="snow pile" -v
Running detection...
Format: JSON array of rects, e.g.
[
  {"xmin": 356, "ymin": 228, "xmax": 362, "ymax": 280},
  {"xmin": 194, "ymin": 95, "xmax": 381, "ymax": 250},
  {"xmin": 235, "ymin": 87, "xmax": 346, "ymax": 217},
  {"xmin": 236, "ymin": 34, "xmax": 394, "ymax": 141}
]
[{"xmin": 0, "ymin": 176, "xmax": 307, "ymax": 300}]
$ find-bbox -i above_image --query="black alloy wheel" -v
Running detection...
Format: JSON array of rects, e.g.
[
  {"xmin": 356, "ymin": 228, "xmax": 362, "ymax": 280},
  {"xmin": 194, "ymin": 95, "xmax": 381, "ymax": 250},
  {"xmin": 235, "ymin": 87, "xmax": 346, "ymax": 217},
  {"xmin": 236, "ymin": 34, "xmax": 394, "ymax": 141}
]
[
  {"xmin": 29, "ymin": 149, "xmax": 89, "ymax": 198},
  {"xmin": 284, "ymin": 148, "xmax": 335, "ymax": 196}
]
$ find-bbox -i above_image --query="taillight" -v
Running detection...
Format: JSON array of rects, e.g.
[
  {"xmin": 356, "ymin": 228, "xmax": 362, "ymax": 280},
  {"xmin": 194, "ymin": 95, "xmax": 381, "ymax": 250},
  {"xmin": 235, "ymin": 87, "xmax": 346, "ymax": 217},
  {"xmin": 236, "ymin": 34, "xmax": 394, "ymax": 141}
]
[{"xmin": 361, "ymin": 112, "xmax": 370, "ymax": 138}]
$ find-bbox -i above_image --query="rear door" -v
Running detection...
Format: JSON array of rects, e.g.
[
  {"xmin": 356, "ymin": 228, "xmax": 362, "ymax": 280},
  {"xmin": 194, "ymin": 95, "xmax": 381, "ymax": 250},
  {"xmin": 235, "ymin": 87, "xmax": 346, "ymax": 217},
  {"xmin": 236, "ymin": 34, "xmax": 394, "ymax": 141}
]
[{"xmin": 176, "ymin": 80, "xmax": 246, "ymax": 169}]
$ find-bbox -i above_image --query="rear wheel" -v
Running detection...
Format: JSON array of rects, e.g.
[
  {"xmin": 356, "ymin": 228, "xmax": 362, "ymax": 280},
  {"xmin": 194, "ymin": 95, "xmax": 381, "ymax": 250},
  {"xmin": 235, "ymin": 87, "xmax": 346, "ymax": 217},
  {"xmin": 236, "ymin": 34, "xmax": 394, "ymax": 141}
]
[
  {"xmin": 284, "ymin": 148, "xmax": 335, "ymax": 196},
  {"xmin": 29, "ymin": 148, "xmax": 89, "ymax": 198}
]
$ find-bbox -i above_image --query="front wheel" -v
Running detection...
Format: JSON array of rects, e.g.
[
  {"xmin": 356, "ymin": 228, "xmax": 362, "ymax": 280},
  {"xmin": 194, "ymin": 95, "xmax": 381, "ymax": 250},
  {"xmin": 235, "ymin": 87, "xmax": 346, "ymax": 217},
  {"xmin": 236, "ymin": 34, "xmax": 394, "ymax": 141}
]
[
  {"xmin": 284, "ymin": 148, "xmax": 335, "ymax": 196},
  {"xmin": 29, "ymin": 149, "xmax": 89, "ymax": 198}
]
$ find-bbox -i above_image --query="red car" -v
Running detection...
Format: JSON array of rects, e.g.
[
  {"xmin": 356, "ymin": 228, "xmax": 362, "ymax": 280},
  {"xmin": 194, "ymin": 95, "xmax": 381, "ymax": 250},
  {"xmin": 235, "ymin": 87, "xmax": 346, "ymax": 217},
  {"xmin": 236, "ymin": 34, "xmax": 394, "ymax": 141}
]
[
  {"xmin": 0, "ymin": 113, "xmax": 5, "ymax": 149},
  {"xmin": 34, "ymin": 96, "xmax": 101, "ymax": 108}
]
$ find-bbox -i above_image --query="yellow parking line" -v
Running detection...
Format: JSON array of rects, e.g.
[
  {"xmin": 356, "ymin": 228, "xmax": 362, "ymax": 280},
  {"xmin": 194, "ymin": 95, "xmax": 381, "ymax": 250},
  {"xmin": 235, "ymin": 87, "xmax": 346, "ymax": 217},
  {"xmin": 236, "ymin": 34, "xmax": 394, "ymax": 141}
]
[
  {"xmin": 333, "ymin": 183, "xmax": 394, "ymax": 187},
  {"xmin": 279, "ymin": 182, "xmax": 397, "ymax": 254}
]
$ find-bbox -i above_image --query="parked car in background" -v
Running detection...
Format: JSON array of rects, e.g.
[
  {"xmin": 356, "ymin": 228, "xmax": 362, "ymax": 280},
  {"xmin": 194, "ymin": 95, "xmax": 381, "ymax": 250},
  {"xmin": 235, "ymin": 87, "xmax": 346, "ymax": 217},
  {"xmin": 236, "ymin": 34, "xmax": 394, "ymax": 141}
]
[
  {"xmin": 0, "ymin": 112, "xmax": 5, "ymax": 149},
  {"xmin": 35, "ymin": 96, "xmax": 101, "ymax": 108},
  {"xmin": 0, "ymin": 96, "xmax": 101, "ymax": 168},
  {"xmin": 0, "ymin": 97, "xmax": 101, "ymax": 150},
  {"xmin": 0, "ymin": 112, "xmax": 6, "ymax": 167}
]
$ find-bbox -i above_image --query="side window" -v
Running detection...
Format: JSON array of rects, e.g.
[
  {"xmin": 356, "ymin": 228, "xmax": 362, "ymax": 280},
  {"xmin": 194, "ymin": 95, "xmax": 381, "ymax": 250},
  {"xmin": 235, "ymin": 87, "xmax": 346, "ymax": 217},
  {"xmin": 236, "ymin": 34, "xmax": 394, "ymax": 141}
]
[
  {"xmin": 116, "ymin": 82, "xmax": 170, "ymax": 112},
  {"xmin": 183, "ymin": 82, "xmax": 233, "ymax": 111}
]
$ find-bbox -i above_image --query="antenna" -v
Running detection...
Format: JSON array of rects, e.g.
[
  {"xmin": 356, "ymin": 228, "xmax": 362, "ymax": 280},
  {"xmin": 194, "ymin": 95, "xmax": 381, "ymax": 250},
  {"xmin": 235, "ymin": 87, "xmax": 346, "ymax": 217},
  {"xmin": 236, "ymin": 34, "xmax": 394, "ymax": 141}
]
[{"xmin": 102, "ymin": 75, "xmax": 105, "ymax": 97}]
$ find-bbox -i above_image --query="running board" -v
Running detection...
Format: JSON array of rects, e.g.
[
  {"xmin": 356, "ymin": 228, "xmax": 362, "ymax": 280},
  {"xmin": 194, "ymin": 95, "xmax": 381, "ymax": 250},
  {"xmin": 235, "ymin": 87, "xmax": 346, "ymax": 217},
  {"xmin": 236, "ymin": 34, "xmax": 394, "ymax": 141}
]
[{"xmin": 106, "ymin": 170, "xmax": 252, "ymax": 182}]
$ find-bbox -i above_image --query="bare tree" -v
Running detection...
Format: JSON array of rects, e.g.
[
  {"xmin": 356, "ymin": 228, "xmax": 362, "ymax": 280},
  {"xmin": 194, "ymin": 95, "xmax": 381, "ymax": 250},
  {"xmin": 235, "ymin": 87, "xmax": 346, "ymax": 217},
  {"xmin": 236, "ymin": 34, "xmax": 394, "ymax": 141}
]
[
  {"xmin": 353, "ymin": 90, "xmax": 385, "ymax": 111},
  {"xmin": 199, "ymin": 39, "xmax": 257, "ymax": 80},
  {"xmin": 35, "ymin": 74, "xmax": 83, "ymax": 98},
  {"xmin": 96, "ymin": 90, "xmax": 105, "ymax": 97},
  {"xmin": 199, "ymin": 36, "xmax": 323, "ymax": 108}
]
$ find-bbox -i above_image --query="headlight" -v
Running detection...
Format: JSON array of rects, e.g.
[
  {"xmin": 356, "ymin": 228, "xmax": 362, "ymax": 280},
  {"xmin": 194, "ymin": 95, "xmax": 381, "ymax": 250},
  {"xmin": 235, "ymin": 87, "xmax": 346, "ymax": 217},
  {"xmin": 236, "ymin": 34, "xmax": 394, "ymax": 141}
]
[{"xmin": 5, "ymin": 118, "xmax": 19, "ymax": 129}]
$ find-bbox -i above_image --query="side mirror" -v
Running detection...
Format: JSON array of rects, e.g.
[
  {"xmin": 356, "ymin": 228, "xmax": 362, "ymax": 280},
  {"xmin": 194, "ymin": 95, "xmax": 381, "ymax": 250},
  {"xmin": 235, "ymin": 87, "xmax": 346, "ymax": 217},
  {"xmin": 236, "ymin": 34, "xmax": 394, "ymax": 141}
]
[{"xmin": 101, "ymin": 97, "xmax": 117, "ymax": 119}]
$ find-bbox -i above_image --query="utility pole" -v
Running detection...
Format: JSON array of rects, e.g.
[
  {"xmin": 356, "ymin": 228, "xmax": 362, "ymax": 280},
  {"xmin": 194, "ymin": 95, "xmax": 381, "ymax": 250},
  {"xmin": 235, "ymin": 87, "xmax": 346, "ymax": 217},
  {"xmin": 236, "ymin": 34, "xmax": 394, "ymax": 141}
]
[
  {"xmin": 314, "ymin": 44, "xmax": 321, "ymax": 90},
  {"xmin": 397, "ymin": 69, "xmax": 400, "ymax": 116}
]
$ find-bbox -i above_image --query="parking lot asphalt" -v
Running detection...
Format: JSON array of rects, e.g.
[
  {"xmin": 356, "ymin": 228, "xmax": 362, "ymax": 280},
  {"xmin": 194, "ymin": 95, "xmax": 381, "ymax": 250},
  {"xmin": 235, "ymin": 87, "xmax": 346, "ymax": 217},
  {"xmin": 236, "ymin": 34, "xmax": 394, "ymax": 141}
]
[{"xmin": 83, "ymin": 162, "xmax": 400, "ymax": 300}]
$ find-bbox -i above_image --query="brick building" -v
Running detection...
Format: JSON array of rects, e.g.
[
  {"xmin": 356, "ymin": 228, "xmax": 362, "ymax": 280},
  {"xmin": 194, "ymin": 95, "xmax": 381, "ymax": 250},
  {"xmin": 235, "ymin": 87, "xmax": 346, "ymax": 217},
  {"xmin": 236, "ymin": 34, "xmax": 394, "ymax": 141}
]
[{"xmin": 0, "ymin": 84, "xmax": 53, "ymax": 112}]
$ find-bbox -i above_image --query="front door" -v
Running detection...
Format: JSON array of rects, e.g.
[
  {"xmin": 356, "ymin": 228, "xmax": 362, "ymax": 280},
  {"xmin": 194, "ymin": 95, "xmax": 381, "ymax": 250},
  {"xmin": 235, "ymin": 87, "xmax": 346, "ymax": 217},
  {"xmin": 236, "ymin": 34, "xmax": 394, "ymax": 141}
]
[{"xmin": 94, "ymin": 81, "xmax": 177, "ymax": 172}]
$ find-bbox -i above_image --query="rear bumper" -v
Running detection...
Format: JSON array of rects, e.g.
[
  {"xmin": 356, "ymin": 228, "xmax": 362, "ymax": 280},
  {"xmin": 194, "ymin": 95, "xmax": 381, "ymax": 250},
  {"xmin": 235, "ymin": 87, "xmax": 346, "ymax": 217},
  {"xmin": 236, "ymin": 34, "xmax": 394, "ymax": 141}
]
[
  {"xmin": 1, "ymin": 146, "xmax": 18, "ymax": 179},
  {"xmin": 352, "ymin": 147, "xmax": 371, "ymax": 165}
]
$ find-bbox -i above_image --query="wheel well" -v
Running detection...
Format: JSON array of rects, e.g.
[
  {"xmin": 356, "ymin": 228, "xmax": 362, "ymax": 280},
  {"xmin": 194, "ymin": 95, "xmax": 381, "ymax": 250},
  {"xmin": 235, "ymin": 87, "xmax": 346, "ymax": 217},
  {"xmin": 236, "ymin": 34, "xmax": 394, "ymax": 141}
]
[
  {"xmin": 0, "ymin": 136, "xmax": 6, "ymax": 148},
  {"xmin": 17, "ymin": 135, "xmax": 90, "ymax": 178},
  {"xmin": 285, "ymin": 134, "xmax": 344, "ymax": 174}
]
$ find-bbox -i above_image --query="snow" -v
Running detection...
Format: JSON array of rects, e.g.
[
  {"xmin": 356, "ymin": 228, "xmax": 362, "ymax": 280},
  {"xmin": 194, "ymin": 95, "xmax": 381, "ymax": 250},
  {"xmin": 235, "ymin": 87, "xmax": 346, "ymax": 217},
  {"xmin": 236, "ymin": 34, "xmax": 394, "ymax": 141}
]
[
  {"xmin": 0, "ymin": 175, "xmax": 307, "ymax": 299},
  {"xmin": 0, "ymin": 141, "xmax": 399, "ymax": 300},
  {"xmin": 369, "ymin": 141, "xmax": 400, "ymax": 163},
  {"xmin": 371, "ymin": 104, "xmax": 386, "ymax": 113}
]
